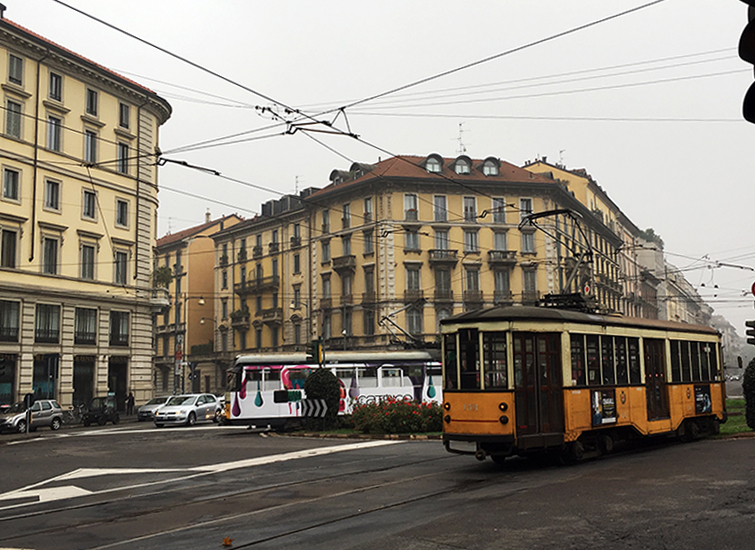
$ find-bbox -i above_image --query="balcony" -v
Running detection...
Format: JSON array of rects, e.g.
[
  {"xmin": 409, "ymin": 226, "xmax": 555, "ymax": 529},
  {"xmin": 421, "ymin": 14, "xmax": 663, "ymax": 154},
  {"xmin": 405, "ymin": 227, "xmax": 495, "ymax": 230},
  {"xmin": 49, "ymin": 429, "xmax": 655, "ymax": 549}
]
[
  {"xmin": 320, "ymin": 297, "xmax": 333, "ymax": 310},
  {"xmin": 230, "ymin": 311, "xmax": 250, "ymax": 330},
  {"xmin": 332, "ymin": 254, "xmax": 356, "ymax": 273},
  {"xmin": 487, "ymin": 250, "xmax": 517, "ymax": 266},
  {"xmin": 404, "ymin": 289, "xmax": 424, "ymax": 302},
  {"xmin": 428, "ymin": 249, "xmax": 458, "ymax": 266},
  {"xmin": 363, "ymin": 211, "xmax": 373, "ymax": 223},
  {"xmin": 237, "ymin": 248, "xmax": 247, "ymax": 262},
  {"xmin": 321, "ymin": 223, "xmax": 330, "ymax": 234},
  {"xmin": 219, "ymin": 254, "xmax": 229, "ymax": 267},
  {"xmin": 74, "ymin": 331, "xmax": 97, "ymax": 346},
  {"xmin": 262, "ymin": 307, "xmax": 283, "ymax": 325},
  {"xmin": 150, "ymin": 288, "xmax": 170, "ymax": 309},
  {"xmin": 342, "ymin": 217, "xmax": 351, "ymax": 229},
  {"xmin": 252, "ymin": 245, "xmax": 263, "ymax": 259},
  {"xmin": 109, "ymin": 332, "xmax": 129, "ymax": 347},
  {"xmin": 341, "ymin": 294, "xmax": 354, "ymax": 306},
  {"xmin": 463, "ymin": 290, "xmax": 483, "ymax": 304},
  {"xmin": 404, "ymin": 209, "xmax": 418, "ymax": 221},
  {"xmin": 268, "ymin": 242, "xmax": 279, "ymax": 254},
  {"xmin": 362, "ymin": 291, "xmax": 376, "ymax": 304},
  {"xmin": 234, "ymin": 275, "xmax": 280, "ymax": 295},
  {"xmin": 434, "ymin": 289, "xmax": 454, "ymax": 302},
  {"xmin": 0, "ymin": 326, "xmax": 18, "ymax": 342},
  {"xmin": 35, "ymin": 328, "xmax": 60, "ymax": 344},
  {"xmin": 494, "ymin": 290, "xmax": 513, "ymax": 305},
  {"xmin": 290, "ymin": 235, "xmax": 301, "ymax": 249},
  {"xmin": 522, "ymin": 290, "xmax": 540, "ymax": 305}
]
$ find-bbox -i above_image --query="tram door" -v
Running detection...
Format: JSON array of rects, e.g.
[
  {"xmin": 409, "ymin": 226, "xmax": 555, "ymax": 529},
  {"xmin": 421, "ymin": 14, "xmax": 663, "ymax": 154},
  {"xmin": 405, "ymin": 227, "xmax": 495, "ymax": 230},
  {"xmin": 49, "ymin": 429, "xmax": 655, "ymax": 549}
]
[
  {"xmin": 644, "ymin": 338, "xmax": 669, "ymax": 420},
  {"xmin": 513, "ymin": 333, "xmax": 564, "ymax": 438}
]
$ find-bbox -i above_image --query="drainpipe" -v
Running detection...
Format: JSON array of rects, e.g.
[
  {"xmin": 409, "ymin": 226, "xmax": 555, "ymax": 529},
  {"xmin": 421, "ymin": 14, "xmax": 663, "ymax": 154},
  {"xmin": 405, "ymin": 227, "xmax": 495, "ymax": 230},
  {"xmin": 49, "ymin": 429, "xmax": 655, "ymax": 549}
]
[
  {"xmin": 134, "ymin": 98, "xmax": 149, "ymax": 281},
  {"xmin": 29, "ymin": 48, "xmax": 50, "ymax": 262}
]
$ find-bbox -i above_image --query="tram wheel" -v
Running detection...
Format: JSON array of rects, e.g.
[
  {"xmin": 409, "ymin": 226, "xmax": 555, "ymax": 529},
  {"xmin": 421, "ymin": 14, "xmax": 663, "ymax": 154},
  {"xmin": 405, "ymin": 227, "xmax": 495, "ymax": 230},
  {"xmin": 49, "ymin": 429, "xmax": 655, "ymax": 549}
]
[
  {"xmin": 680, "ymin": 420, "xmax": 700, "ymax": 443},
  {"xmin": 491, "ymin": 454, "xmax": 507, "ymax": 465},
  {"xmin": 600, "ymin": 434, "xmax": 614, "ymax": 455},
  {"xmin": 562, "ymin": 441, "xmax": 585, "ymax": 464}
]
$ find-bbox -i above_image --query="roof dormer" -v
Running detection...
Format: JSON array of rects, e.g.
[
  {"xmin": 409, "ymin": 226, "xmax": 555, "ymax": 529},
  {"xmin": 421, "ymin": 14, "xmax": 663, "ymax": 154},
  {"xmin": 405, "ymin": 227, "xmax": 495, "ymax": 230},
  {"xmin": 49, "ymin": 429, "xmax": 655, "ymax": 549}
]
[
  {"xmin": 422, "ymin": 153, "xmax": 443, "ymax": 174},
  {"xmin": 480, "ymin": 157, "xmax": 500, "ymax": 176},
  {"xmin": 451, "ymin": 155, "xmax": 472, "ymax": 175}
]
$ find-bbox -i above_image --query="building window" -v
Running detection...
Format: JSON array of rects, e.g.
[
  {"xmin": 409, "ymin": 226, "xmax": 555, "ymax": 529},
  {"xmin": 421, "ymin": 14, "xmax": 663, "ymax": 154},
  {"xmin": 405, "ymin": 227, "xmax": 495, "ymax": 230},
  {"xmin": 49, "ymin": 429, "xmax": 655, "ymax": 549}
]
[
  {"xmin": 294, "ymin": 323, "xmax": 302, "ymax": 345},
  {"xmin": 255, "ymin": 295, "xmax": 262, "ymax": 313},
  {"xmin": 6, "ymin": 100, "xmax": 21, "ymax": 139},
  {"xmin": 426, "ymin": 157, "xmax": 441, "ymax": 173},
  {"xmin": 342, "ymin": 309, "xmax": 352, "ymax": 337},
  {"xmin": 117, "ymin": 143, "xmax": 129, "ymax": 174},
  {"xmin": 364, "ymin": 197, "xmax": 373, "ymax": 220},
  {"xmin": 493, "ymin": 197, "xmax": 506, "ymax": 223},
  {"xmin": 494, "ymin": 231, "xmax": 507, "ymax": 251},
  {"xmin": 47, "ymin": 116, "xmax": 62, "ymax": 151},
  {"xmin": 1, "ymin": 229, "xmax": 17, "ymax": 268},
  {"xmin": 293, "ymin": 286, "xmax": 301, "ymax": 308},
  {"xmin": 3, "ymin": 168, "xmax": 19, "ymax": 201},
  {"xmin": 435, "ymin": 268, "xmax": 451, "ymax": 293},
  {"xmin": 84, "ymin": 130, "xmax": 97, "ymax": 163},
  {"xmin": 521, "ymin": 232, "xmax": 535, "ymax": 253},
  {"xmin": 74, "ymin": 308, "xmax": 97, "ymax": 345},
  {"xmin": 45, "ymin": 179, "xmax": 60, "ymax": 211},
  {"xmin": 519, "ymin": 198, "xmax": 533, "ymax": 220},
  {"xmin": 81, "ymin": 243, "xmax": 95, "ymax": 280},
  {"xmin": 433, "ymin": 195, "xmax": 447, "ymax": 222},
  {"xmin": 293, "ymin": 253, "xmax": 300, "ymax": 274},
  {"xmin": 363, "ymin": 230, "xmax": 374, "ymax": 254},
  {"xmin": 404, "ymin": 194, "xmax": 418, "ymax": 220},
  {"xmin": 35, "ymin": 303, "xmax": 60, "ymax": 343},
  {"xmin": 114, "ymin": 250, "xmax": 128, "ymax": 285},
  {"xmin": 49, "ymin": 72, "xmax": 62, "ymax": 101},
  {"xmin": 221, "ymin": 298, "xmax": 228, "ymax": 319},
  {"xmin": 454, "ymin": 159, "xmax": 470, "ymax": 174},
  {"xmin": 523, "ymin": 270, "xmax": 538, "ymax": 298},
  {"xmin": 109, "ymin": 311, "xmax": 129, "ymax": 346},
  {"xmin": 364, "ymin": 267, "xmax": 375, "ymax": 295},
  {"xmin": 435, "ymin": 230, "xmax": 449, "ymax": 250},
  {"xmin": 116, "ymin": 199, "xmax": 129, "ymax": 228},
  {"xmin": 86, "ymin": 88, "xmax": 98, "ymax": 116},
  {"xmin": 255, "ymin": 329, "xmax": 262, "ymax": 349},
  {"xmin": 322, "ymin": 210, "xmax": 330, "ymax": 233},
  {"xmin": 8, "ymin": 54, "xmax": 23, "ymax": 86},
  {"xmin": 0, "ymin": 300, "xmax": 20, "ymax": 342},
  {"xmin": 494, "ymin": 270, "xmax": 510, "ymax": 295},
  {"xmin": 342, "ymin": 235, "xmax": 351, "ymax": 256},
  {"xmin": 363, "ymin": 308, "xmax": 375, "ymax": 336},
  {"xmin": 342, "ymin": 273, "xmax": 352, "ymax": 297},
  {"xmin": 322, "ymin": 314, "xmax": 331, "ymax": 340},
  {"xmin": 322, "ymin": 275, "xmax": 331, "ymax": 299},
  {"xmin": 482, "ymin": 159, "xmax": 499, "ymax": 176},
  {"xmin": 342, "ymin": 203, "xmax": 351, "ymax": 228},
  {"xmin": 221, "ymin": 270, "xmax": 228, "ymax": 289},
  {"xmin": 406, "ymin": 267, "xmax": 421, "ymax": 291},
  {"xmin": 466, "ymin": 268, "xmax": 480, "ymax": 292},
  {"xmin": 405, "ymin": 230, "xmax": 420, "ymax": 251},
  {"xmin": 42, "ymin": 237, "xmax": 58, "ymax": 274},
  {"xmin": 82, "ymin": 190, "xmax": 96, "ymax": 220},
  {"xmin": 119, "ymin": 103, "xmax": 130, "ymax": 129},
  {"xmin": 463, "ymin": 196, "xmax": 477, "ymax": 222},
  {"xmin": 464, "ymin": 230, "xmax": 478, "ymax": 253},
  {"xmin": 407, "ymin": 307, "xmax": 423, "ymax": 335},
  {"xmin": 321, "ymin": 240, "xmax": 330, "ymax": 263}
]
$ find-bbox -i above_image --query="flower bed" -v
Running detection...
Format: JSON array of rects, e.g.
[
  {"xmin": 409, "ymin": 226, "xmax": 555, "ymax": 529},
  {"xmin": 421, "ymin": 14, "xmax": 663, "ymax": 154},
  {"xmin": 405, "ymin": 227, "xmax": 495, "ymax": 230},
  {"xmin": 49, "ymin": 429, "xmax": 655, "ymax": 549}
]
[{"xmin": 351, "ymin": 397, "xmax": 442, "ymax": 434}]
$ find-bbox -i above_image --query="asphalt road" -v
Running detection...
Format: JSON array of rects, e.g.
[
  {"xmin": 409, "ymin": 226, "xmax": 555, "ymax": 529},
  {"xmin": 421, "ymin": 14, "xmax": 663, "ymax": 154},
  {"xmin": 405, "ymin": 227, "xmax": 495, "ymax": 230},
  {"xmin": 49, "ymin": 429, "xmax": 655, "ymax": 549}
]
[{"xmin": 1, "ymin": 423, "xmax": 754, "ymax": 550}]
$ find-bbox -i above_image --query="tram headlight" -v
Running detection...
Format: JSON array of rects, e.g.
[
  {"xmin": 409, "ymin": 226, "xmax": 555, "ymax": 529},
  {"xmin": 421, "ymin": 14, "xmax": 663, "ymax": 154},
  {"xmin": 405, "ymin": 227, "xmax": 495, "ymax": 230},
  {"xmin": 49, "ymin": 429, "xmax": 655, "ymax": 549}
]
[
  {"xmin": 444, "ymin": 415, "xmax": 451, "ymax": 424},
  {"xmin": 443, "ymin": 402, "xmax": 451, "ymax": 411},
  {"xmin": 498, "ymin": 402, "xmax": 508, "ymax": 412},
  {"xmin": 499, "ymin": 415, "xmax": 509, "ymax": 425}
]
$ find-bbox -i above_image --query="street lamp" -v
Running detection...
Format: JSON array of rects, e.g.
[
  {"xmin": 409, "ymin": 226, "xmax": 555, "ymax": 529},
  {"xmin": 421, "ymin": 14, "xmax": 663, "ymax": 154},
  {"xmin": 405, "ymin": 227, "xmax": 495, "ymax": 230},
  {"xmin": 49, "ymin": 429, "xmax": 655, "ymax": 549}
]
[
  {"xmin": 173, "ymin": 294, "xmax": 204, "ymax": 395},
  {"xmin": 290, "ymin": 300, "xmax": 312, "ymax": 348}
]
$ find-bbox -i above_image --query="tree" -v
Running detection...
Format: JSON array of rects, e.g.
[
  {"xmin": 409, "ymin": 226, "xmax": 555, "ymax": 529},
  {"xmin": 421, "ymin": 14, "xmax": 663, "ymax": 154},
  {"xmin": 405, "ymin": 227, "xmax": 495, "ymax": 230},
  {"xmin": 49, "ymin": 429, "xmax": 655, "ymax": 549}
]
[
  {"xmin": 743, "ymin": 357, "xmax": 755, "ymax": 430},
  {"xmin": 151, "ymin": 265, "xmax": 173, "ymax": 288},
  {"xmin": 639, "ymin": 228, "xmax": 664, "ymax": 249},
  {"xmin": 303, "ymin": 368, "xmax": 341, "ymax": 430}
]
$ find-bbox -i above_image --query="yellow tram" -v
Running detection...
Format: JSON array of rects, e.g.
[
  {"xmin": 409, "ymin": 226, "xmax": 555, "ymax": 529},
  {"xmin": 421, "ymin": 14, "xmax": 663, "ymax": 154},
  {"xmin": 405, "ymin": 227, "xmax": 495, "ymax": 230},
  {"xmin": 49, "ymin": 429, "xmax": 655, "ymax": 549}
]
[{"xmin": 440, "ymin": 306, "xmax": 727, "ymax": 463}]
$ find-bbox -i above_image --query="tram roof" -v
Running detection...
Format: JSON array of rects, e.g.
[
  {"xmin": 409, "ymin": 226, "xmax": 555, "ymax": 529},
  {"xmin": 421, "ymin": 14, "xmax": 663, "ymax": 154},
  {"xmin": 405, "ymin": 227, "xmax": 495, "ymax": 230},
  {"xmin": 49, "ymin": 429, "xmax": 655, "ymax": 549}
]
[
  {"xmin": 234, "ymin": 349, "xmax": 440, "ymax": 366},
  {"xmin": 441, "ymin": 306, "xmax": 719, "ymax": 336}
]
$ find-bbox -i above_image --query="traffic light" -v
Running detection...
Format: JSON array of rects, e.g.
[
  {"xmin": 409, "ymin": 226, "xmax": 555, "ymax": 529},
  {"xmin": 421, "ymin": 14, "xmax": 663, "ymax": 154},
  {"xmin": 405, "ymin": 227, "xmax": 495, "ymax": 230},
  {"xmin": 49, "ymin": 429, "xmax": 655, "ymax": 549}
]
[
  {"xmin": 739, "ymin": 2, "xmax": 755, "ymax": 122},
  {"xmin": 305, "ymin": 339, "xmax": 323, "ymax": 365},
  {"xmin": 746, "ymin": 320, "xmax": 755, "ymax": 346}
]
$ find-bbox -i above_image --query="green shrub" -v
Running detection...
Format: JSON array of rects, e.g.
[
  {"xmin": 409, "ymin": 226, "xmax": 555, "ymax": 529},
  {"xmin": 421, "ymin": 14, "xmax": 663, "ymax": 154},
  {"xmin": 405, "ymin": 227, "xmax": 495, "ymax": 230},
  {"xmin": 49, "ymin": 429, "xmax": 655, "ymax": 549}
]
[
  {"xmin": 351, "ymin": 398, "xmax": 442, "ymax": 434},
  {"xmin": 303, "ymin": 368, "xmax": 341, "ymax": 430},
  {"xmin": 743, "ymin": 357, "xmax": 755, "ymax": 430}
]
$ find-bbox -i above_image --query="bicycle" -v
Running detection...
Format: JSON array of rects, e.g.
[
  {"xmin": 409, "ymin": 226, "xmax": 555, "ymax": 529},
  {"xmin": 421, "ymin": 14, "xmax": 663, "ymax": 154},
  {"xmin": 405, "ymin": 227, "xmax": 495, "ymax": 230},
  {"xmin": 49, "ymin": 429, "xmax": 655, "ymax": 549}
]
[{"xmin": 62, "ymin": 403, "xmax": 86, "ymax": 425}]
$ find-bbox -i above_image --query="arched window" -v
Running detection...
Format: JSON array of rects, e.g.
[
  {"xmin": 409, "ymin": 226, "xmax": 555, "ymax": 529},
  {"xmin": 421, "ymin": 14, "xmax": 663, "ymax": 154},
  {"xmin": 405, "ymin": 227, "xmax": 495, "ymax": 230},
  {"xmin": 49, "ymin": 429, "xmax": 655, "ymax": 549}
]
[{"xmin": 482, "ymin": 159, "xmax": 499, "ymax": 176}]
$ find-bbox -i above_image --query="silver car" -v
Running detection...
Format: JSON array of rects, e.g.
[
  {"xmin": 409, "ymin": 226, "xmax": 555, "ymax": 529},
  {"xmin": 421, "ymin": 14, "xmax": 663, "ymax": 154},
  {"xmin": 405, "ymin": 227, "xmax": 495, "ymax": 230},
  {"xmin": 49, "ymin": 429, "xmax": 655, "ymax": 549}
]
[
  {"xmin": 153, "ymin": 394, "xmax": 221, "ymax": 427},
  {"xmin": 0, "ymin": 400, "xmax": 64, "ymax": 433},
  {"xmin": 137, "ymin": 396, "xmax": 170, "ymax": 422}
]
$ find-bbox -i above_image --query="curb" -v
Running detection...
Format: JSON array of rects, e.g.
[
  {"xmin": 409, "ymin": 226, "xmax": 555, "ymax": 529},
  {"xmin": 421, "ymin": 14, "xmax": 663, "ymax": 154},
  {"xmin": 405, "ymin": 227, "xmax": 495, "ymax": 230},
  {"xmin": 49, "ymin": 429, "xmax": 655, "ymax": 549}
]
[{"xmin": 272, "ymin": 432, "xmax": 442, "ymax": 440}]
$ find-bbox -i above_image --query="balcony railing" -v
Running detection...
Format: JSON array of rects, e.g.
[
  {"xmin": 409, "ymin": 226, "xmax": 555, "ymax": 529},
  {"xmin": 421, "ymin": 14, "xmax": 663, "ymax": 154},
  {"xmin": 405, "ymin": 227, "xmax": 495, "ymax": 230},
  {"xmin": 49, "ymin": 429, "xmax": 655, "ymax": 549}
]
[
  {"xmin": 234, "ymin": 275, "xmax": 280, "ymax": 295},
  {"xmin": 522, "ymin": 290, "xmax": 540, "ymax": 304},
  {"xmin": 322, "ymin": 223, "xmax": 330, "ymax": 234},
  {"xmin": 219, "ymin": 255, "xmax": 229, "ymax": 267},
  {"xmin": 404, "ymin": 289, "xmax": 424, "ymax": 302},
  {"xmin": 487, "ymin": 250, "xmax": 517, "ymax": 265},
  {"xmin": 262, "ymin": 307, "xmax": 283, "ymax": 324},
  {"xmin": 428, "ymin": 249, "xmax": 458, "ymax": 265},
  {"xmin": 494, "ymin": 290, "xmax": 513, "ymax": 305},
  {"xmin": 361, "ymin": 291, "xmax": 376, "ymax": 304},
  {"xmin": 252, "ymin": 245, "xmax": 263, "ymax": 259},
  {"xmin": 434, "ymin": 289, "xmax": 454, "ymax": 302},
  {"xmin": 404, "ymin": 209, "xmax": 418, "ymax": 221},
  {"xmin": 320, "ymin": 297, "xmax": 332, "ymax": 310},
  {"xmin": 290, "ymin": 235, "xmax": 301, "ymax": 249},
  {"xmin": 35, "ymin": 328, "xmax": 59, "ymax": 344},
  {"xmin": 363, "ymin": 211, "xmax": 372, "ymax": 223},
  {"xmin": 342, "ymin": 217, "xmax": 351, "ymax": 229},
  {"xmin": 341, "ymin": 294, "xmax": 354, "ymax": 305},
  {"xmin": 463, "ymin": 290, "xmax": 483, "ymax": 303},
  {"xmin": 332, "ymin": 255, "xmax": 356, "ymax": 272},
  {"xmin": 237, "ymin": 248, "xmax": 247, "ymax": 262},
  {"xmin": 268, "ymin": 242, "xmax": 279, "ymax": 254},
  {"xmin": 0, "ymin": 326, "xmax": 18, "ymax": 342},
  {"xmin": 74, "ymin": 331, "xmax": 97, "ymax": 346},
  {"xmin": 231, "ymin": 313, "xmax": 250, "ymax": 330},
  {"xmin": 109, "ymin": 332, "xmax": 129, "ymax": 347}
]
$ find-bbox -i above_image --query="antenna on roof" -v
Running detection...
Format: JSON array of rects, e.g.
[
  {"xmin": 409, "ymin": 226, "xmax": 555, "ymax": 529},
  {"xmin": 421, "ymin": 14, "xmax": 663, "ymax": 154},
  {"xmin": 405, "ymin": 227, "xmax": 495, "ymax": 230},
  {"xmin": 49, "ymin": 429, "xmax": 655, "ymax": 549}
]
[
  {"xmin": 559, "ymin": 149, "xmax": 566, "ymax": 165},
  {"xmin": 0, "ymin": 4, "xmax": 6, "ymax": 19},
  {"xmin": 455, "ymin": 122, "xmax": 468, "ymax": 155}
]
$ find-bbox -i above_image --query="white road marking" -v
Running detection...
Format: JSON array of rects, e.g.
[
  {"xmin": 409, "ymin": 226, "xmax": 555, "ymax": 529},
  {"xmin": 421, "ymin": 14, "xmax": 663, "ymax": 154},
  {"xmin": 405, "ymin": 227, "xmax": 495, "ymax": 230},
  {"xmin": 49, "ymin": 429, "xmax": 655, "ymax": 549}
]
[
  {"xmin": 0, "ymin": 440, "xmax": 402, "ymax": 512},
  {"xmin": 5, "ymin": 424, "xmax": 249, "ymax": 445}
]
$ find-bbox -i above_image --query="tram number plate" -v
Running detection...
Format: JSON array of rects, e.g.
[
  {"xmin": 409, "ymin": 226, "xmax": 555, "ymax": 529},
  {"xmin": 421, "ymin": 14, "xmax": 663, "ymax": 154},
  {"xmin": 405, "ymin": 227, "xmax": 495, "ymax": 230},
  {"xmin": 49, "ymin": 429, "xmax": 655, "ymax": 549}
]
[{"xmin": 463, "ymin": 403, "xmax": 479, "ymax": 411}]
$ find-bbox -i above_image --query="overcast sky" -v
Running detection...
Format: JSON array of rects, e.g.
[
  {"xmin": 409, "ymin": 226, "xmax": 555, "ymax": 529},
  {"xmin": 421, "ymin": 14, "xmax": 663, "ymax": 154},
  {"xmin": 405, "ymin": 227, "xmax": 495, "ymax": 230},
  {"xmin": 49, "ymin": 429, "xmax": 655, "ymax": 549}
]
[{"xmin": 13, "ymin": 0, "xmax": 755, "ymax": 335}]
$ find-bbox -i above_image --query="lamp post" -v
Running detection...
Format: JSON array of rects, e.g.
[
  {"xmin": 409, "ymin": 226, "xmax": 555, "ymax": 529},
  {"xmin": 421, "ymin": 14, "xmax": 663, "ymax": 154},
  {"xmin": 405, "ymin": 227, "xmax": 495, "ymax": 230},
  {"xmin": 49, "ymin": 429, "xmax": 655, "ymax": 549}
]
[
  {"xmin": 290, "ymin": 299, "xmax": 312, "ymax": 349},
  {"xmin": 173, "ymin": 294, "xmax": 204, "ymax": 395}
]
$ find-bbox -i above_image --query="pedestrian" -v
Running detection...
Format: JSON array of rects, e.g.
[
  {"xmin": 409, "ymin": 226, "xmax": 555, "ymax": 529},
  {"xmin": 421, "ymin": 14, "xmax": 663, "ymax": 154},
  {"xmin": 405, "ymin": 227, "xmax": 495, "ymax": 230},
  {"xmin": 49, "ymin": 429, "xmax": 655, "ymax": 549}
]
[{"xmin": 126, "ymin": 392, "xmax": 135, "ymax": 416}]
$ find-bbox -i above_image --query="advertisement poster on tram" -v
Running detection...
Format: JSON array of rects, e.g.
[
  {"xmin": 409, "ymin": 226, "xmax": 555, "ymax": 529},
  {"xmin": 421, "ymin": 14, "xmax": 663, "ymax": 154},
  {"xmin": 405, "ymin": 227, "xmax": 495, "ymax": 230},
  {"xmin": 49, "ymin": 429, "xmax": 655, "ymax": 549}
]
[
  {"xmin": 592, "ymin": 389, "xmax": 617, "ymax": 426},
  {"xmin": 694, "ymin": 385, "xmax": 712, "ymax": 414}
]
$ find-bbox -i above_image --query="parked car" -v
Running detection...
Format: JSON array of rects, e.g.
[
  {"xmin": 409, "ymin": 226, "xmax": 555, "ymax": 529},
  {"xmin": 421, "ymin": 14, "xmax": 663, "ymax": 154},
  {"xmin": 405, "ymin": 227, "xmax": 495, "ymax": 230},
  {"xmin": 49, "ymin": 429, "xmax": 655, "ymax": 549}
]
[
  {"xmin": 137, "ymin": 396, "xmax": 170, "ymax": 422},
  {"xmin": 82, "ymin": 396, "xmax": 119, "ymax": 426},
  {"xmin": 0, "ymin": 399, "xmax": 64, "ymax": 433},
  {"xmin": 153, "ymin": 394, "xmax": 221, "ymax": 427}
]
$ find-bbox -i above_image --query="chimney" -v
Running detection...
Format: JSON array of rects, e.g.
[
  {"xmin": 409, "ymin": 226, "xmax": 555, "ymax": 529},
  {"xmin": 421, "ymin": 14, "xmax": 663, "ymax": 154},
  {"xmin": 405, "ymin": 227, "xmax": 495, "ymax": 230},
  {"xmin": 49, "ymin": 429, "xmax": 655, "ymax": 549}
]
[
  {"xmin": 205, "ymin": 209, "xmax": 211, "ymax": 223},
  {"xmin": 0, "ymin": 4, "xmax": 6, "ymax": 19}
]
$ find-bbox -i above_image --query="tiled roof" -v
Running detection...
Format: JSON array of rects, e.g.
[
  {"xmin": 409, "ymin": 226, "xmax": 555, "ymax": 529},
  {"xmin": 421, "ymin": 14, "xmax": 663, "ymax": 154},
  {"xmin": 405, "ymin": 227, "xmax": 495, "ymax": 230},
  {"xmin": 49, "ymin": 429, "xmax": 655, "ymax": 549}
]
[
  {"xmin": 310, "ymin": 155, "xmax": 554, "ymax": 198},
  {"xmin": 157, "ymin": 216, "xmax": 239, "ymax": 248},
  {"xmin": 1, "ymin": 18, "xmax": 159, "ymax": 98}
]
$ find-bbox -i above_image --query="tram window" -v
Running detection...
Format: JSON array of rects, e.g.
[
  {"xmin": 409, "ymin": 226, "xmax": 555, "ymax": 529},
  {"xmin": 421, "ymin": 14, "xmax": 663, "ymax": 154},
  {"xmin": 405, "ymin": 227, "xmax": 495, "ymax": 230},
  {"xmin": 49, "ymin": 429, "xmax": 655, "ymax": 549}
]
[
  {"xmin": 483, "ymin": 332, "xmax": 508, "ymax": 389},
  {"xmin": 459, "ymin": 328, "xmax": 481, "ymax": 390},
  {"xmin": 264, "ymin": 369, "xmax": 281, "ymax": 391},
  {"xmin": 245, "ymin": 369, "xmax": 263, "ymax": 382},
  {"xmin": 289, "ymin": 368, "xmax": 310, "ymax": 389},
  {"xmin": 586, "ymin": 335, "xmax": 600, "ymax": 385},
  {"xmin": 601, "ymin": 337, "xmax": 615, "ymax": 385},
  {"xmin": 680, "ymin": 341, "xmax": 692, "ymax": 382},
  {"xmin": 357, "ymin": 366, "xmax": 378, "ymax": 388},
  {"xmin": 382, "ymin": 368, "xmax": 402, "ymax": 386},
  {"xmin": 710, "ymin": 344, "xmax": 720, "ymax": 381},
  {"xmin": 700, "ymin": 342, "xmax": 712, "ymax": 381},
  {"xmin": 443, "ymin": 333, "xmax": 458, "ymax": 390},
  {"xmin": 335, "ymin": 368, "xmax": 355, "ymax": 389},
  {"xmin": 628, "ymin": 338, "xmax": 641, "ymax": 384},
  {"xmin": 670, "ymin": 341, "xmax": 682, "ymax": 382},
  {"xmin": 690, "ymin": 343, "xmax": 702, "ymax": 381},
  {"xmin": 616, "ymin": 337, "xmax": 628, "ymax": 385},
  {"xmin": 570, "ymin": 334, "xmax": 586, "ymax": 386}
]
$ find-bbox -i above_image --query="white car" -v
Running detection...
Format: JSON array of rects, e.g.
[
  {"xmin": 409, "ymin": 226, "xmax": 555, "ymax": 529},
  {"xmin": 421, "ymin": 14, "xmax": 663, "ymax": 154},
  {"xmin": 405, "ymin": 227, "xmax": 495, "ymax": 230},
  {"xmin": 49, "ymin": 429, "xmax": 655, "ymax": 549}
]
[{"xmin": 153, "ymin": 394, "xmax": 221, "ymax": 427}]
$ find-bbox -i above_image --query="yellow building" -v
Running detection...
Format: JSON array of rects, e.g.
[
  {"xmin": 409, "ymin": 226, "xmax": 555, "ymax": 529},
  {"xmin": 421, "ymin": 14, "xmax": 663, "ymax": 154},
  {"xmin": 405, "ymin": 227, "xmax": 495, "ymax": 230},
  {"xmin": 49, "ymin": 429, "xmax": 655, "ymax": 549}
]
[
  {"xmin": 154, "ymin": 213, "xmax": 241, "ymax": 395},
  {"xmin": 211, "ymin": 154, "xmax": 624, "ymax": 356},
  {"xmin": 0, "ymin": 15, "xmax": 171, "ymax": 410}
]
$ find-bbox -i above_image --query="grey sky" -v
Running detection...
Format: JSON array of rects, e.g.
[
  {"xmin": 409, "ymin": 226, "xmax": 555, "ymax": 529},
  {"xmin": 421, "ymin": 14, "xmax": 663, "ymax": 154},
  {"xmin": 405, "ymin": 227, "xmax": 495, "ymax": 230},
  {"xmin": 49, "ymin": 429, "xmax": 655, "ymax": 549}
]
[{"xmin": 14, "ymin": 0, "xmax": 755, "ymax": 334}]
